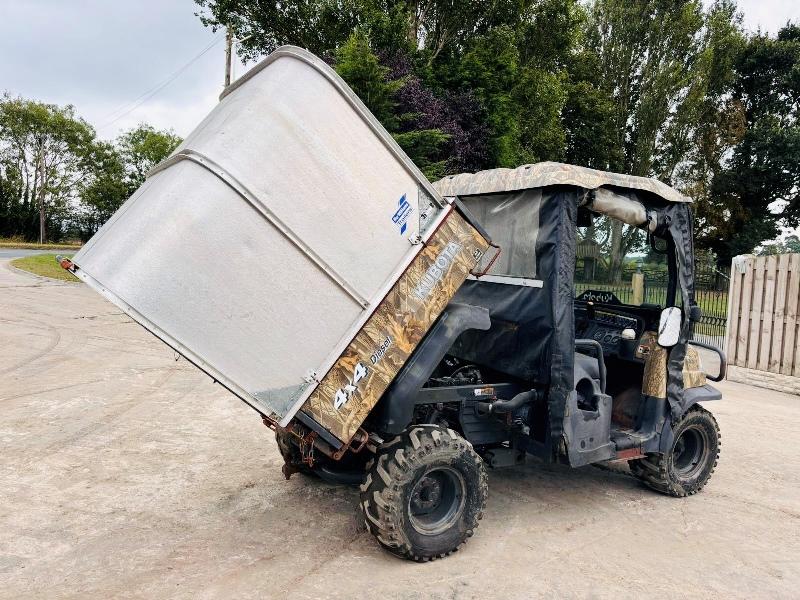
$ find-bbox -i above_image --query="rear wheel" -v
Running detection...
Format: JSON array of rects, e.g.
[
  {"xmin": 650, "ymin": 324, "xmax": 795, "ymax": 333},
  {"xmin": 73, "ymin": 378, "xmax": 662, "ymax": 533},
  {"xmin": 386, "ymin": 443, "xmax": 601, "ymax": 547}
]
[
  {"xmin": 630, "ymin": 405, "xmax": 720, "ymax": 497},
  {"xmin": 360, "ymin": 425, "xmax": 487, "ymax": 561}
]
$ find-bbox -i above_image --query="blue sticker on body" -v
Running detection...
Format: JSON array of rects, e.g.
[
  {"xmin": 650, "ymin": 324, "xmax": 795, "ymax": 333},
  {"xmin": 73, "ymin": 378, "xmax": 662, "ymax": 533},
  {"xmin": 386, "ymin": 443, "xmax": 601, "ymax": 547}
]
[{"xmin": 392, "ymin": 194, "xmax": 413, "ymax": 235}]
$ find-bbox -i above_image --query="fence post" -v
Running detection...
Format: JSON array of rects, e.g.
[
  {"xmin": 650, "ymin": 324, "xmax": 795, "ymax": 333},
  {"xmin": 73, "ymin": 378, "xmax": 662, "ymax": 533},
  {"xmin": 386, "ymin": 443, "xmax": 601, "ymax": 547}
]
[
  {"xmin": 631, "ymin": 272, "xmax": 644, "ymax": 306},
  {"xmin": 725, "ymin": 256, "xmax": 743, "ymax": 365}
]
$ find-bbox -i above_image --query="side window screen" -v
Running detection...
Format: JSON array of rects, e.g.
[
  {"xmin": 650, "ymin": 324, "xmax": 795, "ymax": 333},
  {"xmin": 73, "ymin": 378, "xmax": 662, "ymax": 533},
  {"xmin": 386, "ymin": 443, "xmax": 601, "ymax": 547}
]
[{"xmin": 462, "ymin": 190, "xmax": 541, "ymax": 279}]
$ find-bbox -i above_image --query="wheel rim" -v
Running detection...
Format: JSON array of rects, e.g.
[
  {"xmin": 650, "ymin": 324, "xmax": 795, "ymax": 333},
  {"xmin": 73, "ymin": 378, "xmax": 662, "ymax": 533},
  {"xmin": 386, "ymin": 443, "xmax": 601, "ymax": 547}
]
[
  {"xmin": 672, "ymin": 425, "xmax": 709, "ymax": 479},
  {"xmin": 408, "ymin": 466, "xmax": 466, "ymax": 535}
]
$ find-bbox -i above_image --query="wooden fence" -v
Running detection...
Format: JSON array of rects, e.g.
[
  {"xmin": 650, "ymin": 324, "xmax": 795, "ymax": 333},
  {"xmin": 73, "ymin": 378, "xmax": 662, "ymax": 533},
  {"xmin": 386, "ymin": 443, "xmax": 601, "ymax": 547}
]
[{"xmin": 726, "ymin": 253, "xmax": 800, "ymax": 393}]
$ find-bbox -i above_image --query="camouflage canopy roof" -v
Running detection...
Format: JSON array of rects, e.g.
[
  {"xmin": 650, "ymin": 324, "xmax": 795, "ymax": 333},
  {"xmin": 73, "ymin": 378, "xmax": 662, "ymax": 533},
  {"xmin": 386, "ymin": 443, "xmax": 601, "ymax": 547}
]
[{"xmin": 433, "ymin": 162, "xmax": 691, "ymax": 204}]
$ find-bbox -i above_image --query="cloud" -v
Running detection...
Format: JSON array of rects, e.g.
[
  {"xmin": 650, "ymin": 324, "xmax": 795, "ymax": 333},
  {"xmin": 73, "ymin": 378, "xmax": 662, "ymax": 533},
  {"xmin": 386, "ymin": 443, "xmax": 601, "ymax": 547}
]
[
  {"xmin": 2, "ymin": 0, "xmax": 798, "ymax": 145},
  {"xmin": 0, "ymin": 0, "xmax": 249, "ymax": 141},
  {"xmin": 735, "ymin": 0, "xmax": 800, "ymax": 33}
]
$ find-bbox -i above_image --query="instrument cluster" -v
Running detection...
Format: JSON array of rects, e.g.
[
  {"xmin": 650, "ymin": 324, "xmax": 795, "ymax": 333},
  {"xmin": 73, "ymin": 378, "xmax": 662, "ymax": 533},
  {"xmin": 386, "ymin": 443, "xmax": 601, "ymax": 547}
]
[{"xmin": 577, "ymin": 310, "xmax": 641, "ymax": 357}]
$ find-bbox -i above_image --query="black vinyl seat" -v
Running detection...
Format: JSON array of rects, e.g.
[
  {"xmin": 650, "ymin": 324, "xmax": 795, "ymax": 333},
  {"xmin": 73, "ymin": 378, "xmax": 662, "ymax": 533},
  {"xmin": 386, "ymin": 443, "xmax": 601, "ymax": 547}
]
[{"xmin": 574, "ymin": 351, "xmax": 600, "ymax": 382}]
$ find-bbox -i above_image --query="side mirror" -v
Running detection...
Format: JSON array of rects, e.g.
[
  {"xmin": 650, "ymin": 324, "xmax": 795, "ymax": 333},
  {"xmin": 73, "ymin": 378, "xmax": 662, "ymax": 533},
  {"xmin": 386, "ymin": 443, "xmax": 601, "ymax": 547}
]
[{"xmin": 658, "ymin": 307, "xmax": 682, "ymax": 347}]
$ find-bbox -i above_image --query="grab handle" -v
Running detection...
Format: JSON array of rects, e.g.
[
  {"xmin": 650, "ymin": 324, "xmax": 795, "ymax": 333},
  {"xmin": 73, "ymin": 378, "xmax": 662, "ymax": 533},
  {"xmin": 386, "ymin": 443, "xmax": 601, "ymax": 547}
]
[{"xmin": 688, "ymin": 340, "xmax": 727, "ymax": 382}]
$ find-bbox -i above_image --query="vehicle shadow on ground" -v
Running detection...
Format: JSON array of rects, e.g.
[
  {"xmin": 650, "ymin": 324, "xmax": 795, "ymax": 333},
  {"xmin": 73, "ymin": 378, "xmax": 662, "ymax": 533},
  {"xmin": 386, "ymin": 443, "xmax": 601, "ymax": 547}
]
[
  {"xmin": 485, "ymin": 459, "xmax": 647, "ymax": 508},
  {"xmin": 267, "ymin": 456, "xmax": 645, "ymax": 533}
]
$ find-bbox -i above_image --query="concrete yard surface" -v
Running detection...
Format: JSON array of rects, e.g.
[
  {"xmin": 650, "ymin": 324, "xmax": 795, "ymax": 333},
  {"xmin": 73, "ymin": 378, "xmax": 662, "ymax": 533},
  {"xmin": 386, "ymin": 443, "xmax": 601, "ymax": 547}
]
[{"xmin": 1, "ymin": 260, "xmax": 798, "ymax": 599}]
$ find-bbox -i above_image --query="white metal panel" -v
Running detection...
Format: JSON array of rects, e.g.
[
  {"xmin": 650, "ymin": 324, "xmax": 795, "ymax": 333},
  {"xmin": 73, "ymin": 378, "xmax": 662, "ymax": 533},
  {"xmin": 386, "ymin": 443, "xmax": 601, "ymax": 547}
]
[
  {"xmin": 75, "ymin": 161, "xmax": 361, "ymax": 410},
  {"xmin": 72, "ymin": 46, "xmax": 447, "ymax": 422},
  {"xmin": 174, "ymin": 48, "xmax": 441, "ymax": 302}
]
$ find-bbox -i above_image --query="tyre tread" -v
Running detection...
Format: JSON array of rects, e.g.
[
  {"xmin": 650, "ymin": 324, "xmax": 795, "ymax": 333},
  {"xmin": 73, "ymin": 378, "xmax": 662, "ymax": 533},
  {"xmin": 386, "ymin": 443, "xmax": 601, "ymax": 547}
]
[
  {"xmin": 359, "ymin": 425, "xmax": 488, "ymax": 562},
  {"xmin": 630, "ymin": 405, "xmax": 720, "ymax": 497}
]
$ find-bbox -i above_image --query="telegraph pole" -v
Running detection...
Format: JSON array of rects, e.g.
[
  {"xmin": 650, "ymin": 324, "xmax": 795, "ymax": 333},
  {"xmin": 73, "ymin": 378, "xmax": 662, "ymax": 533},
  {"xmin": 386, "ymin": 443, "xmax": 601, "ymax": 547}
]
[
  {"xmin": 224, "ymin": 27, "xmax": 233, "ymax": 88},
  {"xmin": 37, "ymin": 151, "xmax": 46, "ymax": 244}
]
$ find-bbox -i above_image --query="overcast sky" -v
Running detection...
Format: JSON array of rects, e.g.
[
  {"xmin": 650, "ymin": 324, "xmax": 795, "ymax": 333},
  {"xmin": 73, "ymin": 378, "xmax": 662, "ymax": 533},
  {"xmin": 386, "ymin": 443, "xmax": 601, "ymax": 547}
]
[{"xmin": 1, "ymin": 0, "xmax": 798, "ymax": 142}]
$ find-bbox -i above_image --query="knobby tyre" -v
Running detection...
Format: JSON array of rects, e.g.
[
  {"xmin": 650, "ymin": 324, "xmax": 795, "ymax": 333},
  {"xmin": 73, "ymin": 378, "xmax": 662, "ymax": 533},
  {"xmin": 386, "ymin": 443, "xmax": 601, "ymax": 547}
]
[
  {"xmin": 360, "ymin": 425, "xmax": 488, "ymax": 561},
  {"xmin": 629, "ymin": 404, "xmax": 720, "ymax": 497}
]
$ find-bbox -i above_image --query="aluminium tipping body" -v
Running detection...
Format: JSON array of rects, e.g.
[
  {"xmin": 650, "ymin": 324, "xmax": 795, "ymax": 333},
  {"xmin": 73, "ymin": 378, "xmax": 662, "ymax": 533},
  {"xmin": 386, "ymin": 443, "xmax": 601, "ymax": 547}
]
[{"xmin": 70, "ymin": 46, "xmax": 490, "ymax": 444}]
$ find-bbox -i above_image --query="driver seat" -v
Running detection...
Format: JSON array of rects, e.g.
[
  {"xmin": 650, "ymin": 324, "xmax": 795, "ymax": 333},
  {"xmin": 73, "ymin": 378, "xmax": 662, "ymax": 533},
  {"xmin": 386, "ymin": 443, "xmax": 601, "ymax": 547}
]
[{"xmin": 574, "ymin": 352, "xmax": 601, "ymax": 383}]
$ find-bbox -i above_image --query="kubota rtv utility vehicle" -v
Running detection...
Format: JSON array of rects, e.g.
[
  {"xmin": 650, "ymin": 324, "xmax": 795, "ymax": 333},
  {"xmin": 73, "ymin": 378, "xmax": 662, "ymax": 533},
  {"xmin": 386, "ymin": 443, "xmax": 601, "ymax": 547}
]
[{"xmin": 64, "ymin": 46, "xmax": 725, "ymax": 562}]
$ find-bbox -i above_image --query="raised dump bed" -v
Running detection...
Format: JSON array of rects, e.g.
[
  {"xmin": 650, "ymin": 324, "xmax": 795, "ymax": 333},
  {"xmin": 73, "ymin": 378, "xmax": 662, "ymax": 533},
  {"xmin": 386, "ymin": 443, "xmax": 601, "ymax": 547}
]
[
  {"xmin": 64, "ymin": 46, "xmax": 727, "ymax": 563},
  {"xmin": 68, "ymin": 46, "xmax": 491, "ymax": 446}
]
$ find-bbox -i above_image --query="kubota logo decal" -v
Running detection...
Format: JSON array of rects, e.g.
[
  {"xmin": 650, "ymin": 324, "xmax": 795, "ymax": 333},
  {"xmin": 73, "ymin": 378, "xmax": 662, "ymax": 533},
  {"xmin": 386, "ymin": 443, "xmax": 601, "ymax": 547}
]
[{"xmin": 412, "ymin": 241, "xmax": 462, "ymax": 300}]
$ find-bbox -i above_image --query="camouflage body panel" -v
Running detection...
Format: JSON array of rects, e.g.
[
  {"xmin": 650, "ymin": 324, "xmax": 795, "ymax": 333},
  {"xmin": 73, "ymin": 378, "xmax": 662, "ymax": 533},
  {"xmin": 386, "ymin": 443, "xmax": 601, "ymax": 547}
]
[
  {"xmin": 434, "ymin": 161, "xmax": 690, "ymax": 205},
  {"xmin": 300, "ymin": 209, "xmax": 490, "ymax": 443},
  {"xmin": 642, "ymin": 344, "xmax": 668, "ymax": 399},
  {"xmin": 683, "ymin": 345, "xmax": 707, "ymax": 389},
  {"xmin": 641, "ymin": 333, "xmax": 706, "ymax": 397}
]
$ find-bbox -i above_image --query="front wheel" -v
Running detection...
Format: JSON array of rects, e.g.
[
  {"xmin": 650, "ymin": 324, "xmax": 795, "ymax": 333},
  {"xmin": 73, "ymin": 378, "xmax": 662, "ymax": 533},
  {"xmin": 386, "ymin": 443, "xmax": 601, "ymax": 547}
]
[
  {"xmin": 630, "ymin": 404, "xmax": 720, "ymax": 497},
  {"xmin": 360, "ymin": 425, "xmax": 488, "ymax": 561}
]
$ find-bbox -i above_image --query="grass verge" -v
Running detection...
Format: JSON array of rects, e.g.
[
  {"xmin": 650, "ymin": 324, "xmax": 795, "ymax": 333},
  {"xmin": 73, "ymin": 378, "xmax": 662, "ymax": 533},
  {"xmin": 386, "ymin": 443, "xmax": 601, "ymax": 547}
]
[
  {"xmin": 0, "ymin": 239, "xmax": 82, "ymax": 250},
  {"xmin": 10, "ymin": 254, "xmax": 79, "ymax": 282}
]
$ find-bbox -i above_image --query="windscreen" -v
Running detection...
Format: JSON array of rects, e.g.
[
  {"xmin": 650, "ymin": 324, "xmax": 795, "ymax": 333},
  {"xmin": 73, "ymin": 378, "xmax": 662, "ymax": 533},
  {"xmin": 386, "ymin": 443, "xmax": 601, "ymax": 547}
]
[
  {"xmin": 575, "ymin": 214, "xmax": 661, "ymax": 306},
  {"xmin": 462, "ymin": 189, "xmax": 541, "ymax": 279}
]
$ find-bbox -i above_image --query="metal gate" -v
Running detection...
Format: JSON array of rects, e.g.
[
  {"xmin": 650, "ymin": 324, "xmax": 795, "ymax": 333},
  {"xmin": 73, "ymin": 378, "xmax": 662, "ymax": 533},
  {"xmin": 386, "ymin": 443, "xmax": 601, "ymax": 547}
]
[{"xmin": 641, "ymin": 264, "xmax": 729, "ymax": 347}]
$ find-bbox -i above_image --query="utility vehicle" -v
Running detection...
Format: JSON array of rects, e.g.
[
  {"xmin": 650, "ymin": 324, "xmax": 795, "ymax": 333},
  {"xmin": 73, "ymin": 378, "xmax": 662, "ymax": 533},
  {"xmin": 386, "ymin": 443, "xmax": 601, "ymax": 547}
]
[
  {"xmin": 63, "ymin": 46, "xmax": 725, "ymax": 563},
  {"xmin": 277, "ymin": 163, "xmax": 726, "ymax": 561}
]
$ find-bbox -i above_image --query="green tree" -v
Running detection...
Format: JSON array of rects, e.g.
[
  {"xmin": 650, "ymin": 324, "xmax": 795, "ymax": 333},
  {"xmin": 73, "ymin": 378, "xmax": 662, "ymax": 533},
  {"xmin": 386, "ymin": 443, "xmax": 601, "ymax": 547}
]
[
  {"xmin": 759, "ymin": 235, "xmax": 800, "ymax": 256},
  {"xmin": 514, "ymin": 67, "xmax": 567, "ymax": 163},
  {"xmin": 518, "ymin": 0, "xmax": 583, "ymax": 69},
  {"xmin": 453, "ymin": 25, "xmax": 568, "ymax": 167},
  {"xmin": 398, "ymin": 0, "xmax": 528, "ymax": 65},
  {"xmin": 0, "ymin": 96, "xmax": 96, "ymax": 242},
  {"xmin": 584, "ymin": 0, "xmax": 707, "ymax": 280},
  {"xmin": 672, "ymin": 1, "xmax": 746, "ymax": 261},
  {"xmin": 75, "ymin": 142, "xmax": 128, "ymax": 238},
  {"xmin": 705, "ymin": 24, "xmax": 800, "ymax": 262},
  {"xmin": 334, "ymin": 33, "xmax": 455, "ymax": 179},
  {"xmin": 587, "ymin": 0, "xmax": 707, "ymax": 177},
  {"xmin": 195, "ymin": 0, "xmax": 362, "ymax": 58},
  {"xmin": 196, "ymin": 0, "xmax": 579, "ymax": 176},
  {"xmin": 456, "ymin": 26, "xmax": 525, "ymax": 167},
  {"xmin": 562, "ymin": 78, "xmax": 620, "ymax": 170},
  {"xmin": 659, "ymin": 1, "xmax": 745, "ymax": 180},
  {"xmin": 117, "ymin": 124, "xmax": 182, "ymax": 193},
  {"xmin": 191, "ymin": 0, "xmax": 800, "ymax": 265},
  {"xmin": 74, "ymin": 125, "xmax": 181, "ymax": 239},
  {"xmin": 0, "ymin": 158, "xmax": 36, "ymax": 238},
  {"xmin": 561, "ymin": 5, "xmax": 622, "ymax": 171},
  {"xmin": 195, "ymin": 0, "xmax": 531, "ymax": 64},
  {"xmin": 335, "ymin": 33, "xmax": 401, "ymax": 128}
]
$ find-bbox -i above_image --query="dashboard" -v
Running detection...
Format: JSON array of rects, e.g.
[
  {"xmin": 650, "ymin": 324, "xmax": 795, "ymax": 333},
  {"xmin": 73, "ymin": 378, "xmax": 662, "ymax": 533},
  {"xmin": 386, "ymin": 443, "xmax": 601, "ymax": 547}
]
[{"xmin": 574, "ymin": 302, "xmax": 658, "ymax": 361}]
